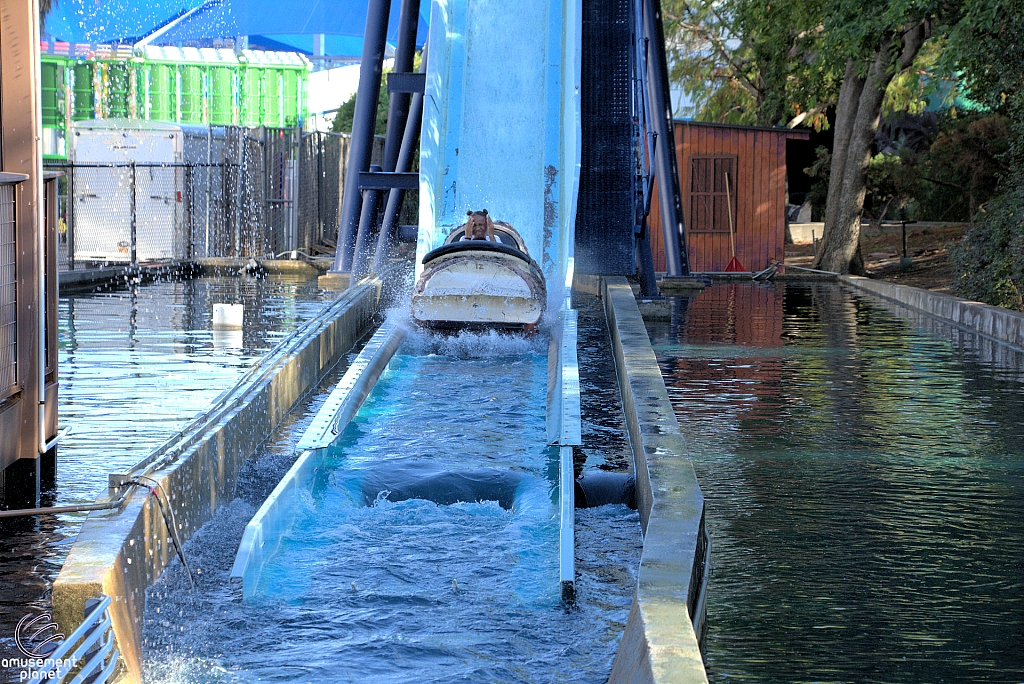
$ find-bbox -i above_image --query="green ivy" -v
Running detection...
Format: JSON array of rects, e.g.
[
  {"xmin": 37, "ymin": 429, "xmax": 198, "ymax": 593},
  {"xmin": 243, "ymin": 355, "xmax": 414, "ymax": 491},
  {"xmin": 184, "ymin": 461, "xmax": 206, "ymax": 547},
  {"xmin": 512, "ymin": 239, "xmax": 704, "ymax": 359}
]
[{"xmin": 950, "ymin": 183, "xmax": 1024, "ymax": 311}]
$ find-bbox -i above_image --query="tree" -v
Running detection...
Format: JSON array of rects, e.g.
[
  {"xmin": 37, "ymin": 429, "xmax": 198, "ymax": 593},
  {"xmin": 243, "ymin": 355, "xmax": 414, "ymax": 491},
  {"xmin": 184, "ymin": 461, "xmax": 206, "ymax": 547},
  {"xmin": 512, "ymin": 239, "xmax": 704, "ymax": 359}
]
[
  {"xmin": 923, "ymin": 114, "xmax": 1009, "ymax": 219},
  {"xmin": 946, "ymin": 0, "xmax": 1024, "ymax": 308},
  {"xmin": 663, "ymin": 0, "xmax": 835, "ymax": 128},
  {"xmin": 331, "ymin": 83, "xmax": 390, "ymax": 135},
  {"xmin": 862, "ymin": 151, "xmax": 920, "ymax": 231},
  {"xmin": 812, "ymin": 1, "xmax": 949, "ymax": 273},
  {"xmin": 40, "ymin": 0, "xmax": 55, "ymax": 27}
]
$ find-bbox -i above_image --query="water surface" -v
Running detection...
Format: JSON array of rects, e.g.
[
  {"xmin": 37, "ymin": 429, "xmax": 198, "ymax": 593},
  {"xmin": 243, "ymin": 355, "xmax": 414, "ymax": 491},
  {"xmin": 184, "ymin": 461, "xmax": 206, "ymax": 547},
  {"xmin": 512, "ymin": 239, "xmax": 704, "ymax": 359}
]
[
  {"xmin": 143, "ymin": 323, "xmax": 641, "ymax": 683},
  {"xmin": 0, "ymin": 275, "xmax": 333, "ymax": 678},
  {"xmin": 647, "ymin": 283, "xmax": 1024, "ymax": 683}
]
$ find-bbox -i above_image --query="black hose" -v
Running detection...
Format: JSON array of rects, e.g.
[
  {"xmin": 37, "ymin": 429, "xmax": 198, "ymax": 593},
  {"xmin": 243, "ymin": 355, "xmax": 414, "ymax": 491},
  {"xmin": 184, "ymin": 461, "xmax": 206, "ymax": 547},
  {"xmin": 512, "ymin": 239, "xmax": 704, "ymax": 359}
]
[{"xmin": 131, "ymin": 475, "xmax": 195, "ymax": 589}]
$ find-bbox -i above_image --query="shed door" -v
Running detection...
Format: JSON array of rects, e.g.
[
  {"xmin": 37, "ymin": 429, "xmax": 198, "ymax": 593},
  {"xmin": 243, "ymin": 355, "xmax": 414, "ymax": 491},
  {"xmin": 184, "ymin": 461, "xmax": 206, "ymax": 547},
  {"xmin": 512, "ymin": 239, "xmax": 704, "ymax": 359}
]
[{"xmin": 689, "ymin": 155, "xmax": 737, "ymax": 234}]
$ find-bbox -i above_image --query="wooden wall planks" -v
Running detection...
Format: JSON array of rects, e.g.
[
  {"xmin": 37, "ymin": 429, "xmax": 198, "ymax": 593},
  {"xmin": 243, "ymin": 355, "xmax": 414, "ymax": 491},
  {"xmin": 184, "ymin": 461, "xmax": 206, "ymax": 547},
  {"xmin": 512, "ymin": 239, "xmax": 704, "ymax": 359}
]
[{"xmin": 645, "ymin": 122, "xmax": 807, "ymax": 274}]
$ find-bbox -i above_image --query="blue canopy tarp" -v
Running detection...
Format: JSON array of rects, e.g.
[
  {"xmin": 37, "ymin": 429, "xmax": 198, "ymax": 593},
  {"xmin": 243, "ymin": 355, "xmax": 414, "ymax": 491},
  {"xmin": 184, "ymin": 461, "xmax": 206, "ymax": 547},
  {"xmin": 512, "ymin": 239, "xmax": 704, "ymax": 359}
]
[{"xmin": 44, "ymin": 0, "xmax": 428, "ymax": 56}]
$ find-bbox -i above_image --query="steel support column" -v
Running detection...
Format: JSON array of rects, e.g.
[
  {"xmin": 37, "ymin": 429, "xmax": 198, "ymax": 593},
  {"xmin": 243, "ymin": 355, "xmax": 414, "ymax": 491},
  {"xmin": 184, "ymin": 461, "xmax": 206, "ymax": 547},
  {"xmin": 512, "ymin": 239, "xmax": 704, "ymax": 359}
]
[
  {"xmin": 372, "ymin": 41, "xmax": 428, "ymax": 274},
  {"xmin": 371, "ymin": 86, "xmax": 425, "ymax": 273},
  {"xmin": 350, "ymin": 165, "xmax": 383, "ymax": 278},
  {"xmin": 332, "ymin": 0, "xmax": 393, "ymax": 273},
  {"xmin": 382, "ymin": 0, "xmax": 422, "ymax": 171},
  {"xmin": 643, "ymin": 0, "xmax": 690, "ymax": 276},
  {"xmin": 351, "ymin": 0, "xmax": 421, "ymax": 279}
]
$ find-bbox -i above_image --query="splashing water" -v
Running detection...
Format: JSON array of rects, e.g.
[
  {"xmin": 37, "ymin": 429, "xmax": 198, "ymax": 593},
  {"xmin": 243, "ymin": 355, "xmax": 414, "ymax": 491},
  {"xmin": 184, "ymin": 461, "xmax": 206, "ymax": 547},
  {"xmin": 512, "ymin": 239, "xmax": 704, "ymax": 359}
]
[{"xmin": 144, "ymin": 315, "xmax": 640, "ymax": 683}]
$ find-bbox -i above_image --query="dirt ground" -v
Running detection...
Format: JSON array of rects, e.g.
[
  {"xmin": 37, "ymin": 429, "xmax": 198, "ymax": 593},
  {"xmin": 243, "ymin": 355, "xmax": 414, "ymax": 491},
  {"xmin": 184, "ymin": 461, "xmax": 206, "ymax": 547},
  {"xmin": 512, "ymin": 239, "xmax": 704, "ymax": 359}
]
[{"xmin": 784, "ymin": 222, "xmax": 967, "ymax": 292}]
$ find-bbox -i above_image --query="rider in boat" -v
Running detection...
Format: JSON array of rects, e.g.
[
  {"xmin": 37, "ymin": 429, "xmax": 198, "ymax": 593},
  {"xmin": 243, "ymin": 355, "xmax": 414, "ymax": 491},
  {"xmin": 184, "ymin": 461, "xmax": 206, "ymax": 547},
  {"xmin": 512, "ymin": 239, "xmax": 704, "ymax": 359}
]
[{"xmin": 459, "ymin": 209, "xmax": 502, "ymax": 243}]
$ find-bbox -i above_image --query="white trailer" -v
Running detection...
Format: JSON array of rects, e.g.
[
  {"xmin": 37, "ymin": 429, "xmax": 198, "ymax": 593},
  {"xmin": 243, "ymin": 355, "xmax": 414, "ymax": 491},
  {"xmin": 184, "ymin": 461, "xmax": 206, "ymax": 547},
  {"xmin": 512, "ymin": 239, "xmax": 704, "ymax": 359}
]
[{"xmin": 71, "ymin": 119, "xmax": 185, "ymax": 262}]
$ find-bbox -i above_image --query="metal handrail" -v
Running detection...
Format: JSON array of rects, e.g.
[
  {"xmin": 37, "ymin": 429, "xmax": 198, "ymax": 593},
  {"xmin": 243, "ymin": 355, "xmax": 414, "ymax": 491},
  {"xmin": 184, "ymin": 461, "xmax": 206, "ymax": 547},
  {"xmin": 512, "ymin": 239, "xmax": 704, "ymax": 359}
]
[{"xmin": 30, "ymin": 595, "xmax": 119, "ymax": 683}]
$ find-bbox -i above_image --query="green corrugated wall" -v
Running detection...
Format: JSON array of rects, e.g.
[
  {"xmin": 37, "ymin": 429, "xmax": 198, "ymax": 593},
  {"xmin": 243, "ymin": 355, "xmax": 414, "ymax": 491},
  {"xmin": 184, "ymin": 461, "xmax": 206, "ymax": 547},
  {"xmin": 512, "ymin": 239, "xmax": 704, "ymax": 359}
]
[
  {"xmin": 41, "ymin": 53, "xmax": 308, "ymax": 145},
  {"xmin": 41, "ymin": 58, "xmax": 65, "ymax": 127},
  {"xmin": 72, "ymin": 63, "xmax": 96, "ymax": 120},
  {"xmin": 147, "ymin": 63, "xmax": 176, "ymax": 122},
  {"xmin": 262, "ymin": 69, "xmax": 282, "ymax": 128},
  {"xmin": 179, "ymin": 65, "xmax": 205, "ymax": 124},
  {"xmin": 105, "ymin": 62, "xmax": 131, "ymax": 118},
  {"xmin": 209, "ymin": 67, "xmax": 236, "ymax": 125},
  {"xmin": 241, "ymin": 68, "xmax": 263, "ymax": 127}
]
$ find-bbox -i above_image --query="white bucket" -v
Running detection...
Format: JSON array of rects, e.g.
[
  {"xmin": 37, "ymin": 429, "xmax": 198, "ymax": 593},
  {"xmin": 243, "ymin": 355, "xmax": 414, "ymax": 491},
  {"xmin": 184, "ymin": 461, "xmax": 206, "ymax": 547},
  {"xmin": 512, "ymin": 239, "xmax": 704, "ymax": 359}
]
[{"xmin": 213, "ymin": 303, "xmax": 244, "ymax": 330}]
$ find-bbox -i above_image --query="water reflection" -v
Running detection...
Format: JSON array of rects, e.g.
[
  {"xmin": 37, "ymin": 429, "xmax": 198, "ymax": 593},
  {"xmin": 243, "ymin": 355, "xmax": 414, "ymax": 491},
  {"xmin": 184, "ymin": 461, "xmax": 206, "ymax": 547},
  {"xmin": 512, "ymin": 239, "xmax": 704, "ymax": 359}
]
[
  {"xmin": 0, "ymin": 275, "xmax": 332, "ymax": 677},
  {"xmin": 648, "ymin": 282, "xmax": 1024, "ymax": 683}
]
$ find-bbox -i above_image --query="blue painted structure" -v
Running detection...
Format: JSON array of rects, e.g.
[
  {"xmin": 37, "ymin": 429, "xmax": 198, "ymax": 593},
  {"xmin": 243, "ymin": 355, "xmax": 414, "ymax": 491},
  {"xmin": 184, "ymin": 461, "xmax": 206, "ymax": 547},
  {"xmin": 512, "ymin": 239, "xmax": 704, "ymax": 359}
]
[{"xmin": 416, "ymin": 0, "xmax": 581, "ymax": 309}]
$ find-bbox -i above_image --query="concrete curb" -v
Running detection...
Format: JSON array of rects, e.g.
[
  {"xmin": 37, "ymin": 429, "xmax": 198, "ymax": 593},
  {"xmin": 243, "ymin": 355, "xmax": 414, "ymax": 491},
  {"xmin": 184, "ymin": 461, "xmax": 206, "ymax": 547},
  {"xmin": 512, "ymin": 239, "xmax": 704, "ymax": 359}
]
[
  {"xmin": 58, "ymin": 263, "xmax": 193, "ymax": 293},
  {"xmin": 603, "ymin": 277, "xmax": 709, "ymax": 684},
  {"xmin": 840, "ymin": 276, "xmax": 1024, "ymax": 351},
  {"xmin": 51, "ymin": 281, "xmax": 381, "ymax": 683}
]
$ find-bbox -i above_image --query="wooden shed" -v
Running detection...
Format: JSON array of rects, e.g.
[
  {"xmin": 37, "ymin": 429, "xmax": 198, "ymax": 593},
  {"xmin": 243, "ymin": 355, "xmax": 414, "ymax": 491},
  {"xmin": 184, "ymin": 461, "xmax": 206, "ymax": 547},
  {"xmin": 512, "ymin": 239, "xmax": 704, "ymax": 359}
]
[{"xmin": 649, "ymin": 121, "xmax": 810, "ymax": 273}]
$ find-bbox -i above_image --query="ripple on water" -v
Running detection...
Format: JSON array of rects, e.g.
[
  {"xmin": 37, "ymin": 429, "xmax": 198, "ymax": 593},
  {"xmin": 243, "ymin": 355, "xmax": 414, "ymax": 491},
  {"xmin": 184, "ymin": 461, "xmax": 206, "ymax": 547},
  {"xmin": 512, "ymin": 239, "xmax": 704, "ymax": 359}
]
[
  {"xmin": 0, "ymin": 276, "xmax": 333, "ymax": 679},
  {"xmin": 648, "ymin": 283, "xmax": 1024, "ymax": 683},
  {"xmin": 143, "ymin": 315, "xmax": 642, "ymax": 683}
]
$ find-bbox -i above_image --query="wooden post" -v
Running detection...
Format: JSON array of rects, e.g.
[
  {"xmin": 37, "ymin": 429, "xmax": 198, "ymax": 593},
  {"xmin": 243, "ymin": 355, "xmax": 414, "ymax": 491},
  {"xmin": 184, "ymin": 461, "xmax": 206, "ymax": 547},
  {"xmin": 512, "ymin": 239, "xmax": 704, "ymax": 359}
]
[{"xmin": 0, "ymin": 0, "xmax": 50, "ymax": 508}]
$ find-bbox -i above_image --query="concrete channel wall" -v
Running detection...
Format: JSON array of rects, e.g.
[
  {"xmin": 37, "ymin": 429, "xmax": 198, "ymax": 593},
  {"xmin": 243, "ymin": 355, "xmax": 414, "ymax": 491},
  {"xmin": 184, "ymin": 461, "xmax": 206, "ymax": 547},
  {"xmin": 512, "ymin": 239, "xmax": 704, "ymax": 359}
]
[
  {"xmin": 602, "ymin": 277, "xmax": 710, "ymax": 684},
  {"xmin": 841, "ymin": 276, "xmax": 1024, "ymax": 351},
  {"xmin": 51, "ymin": 280, "xmax": 381, "ymax": 683}
]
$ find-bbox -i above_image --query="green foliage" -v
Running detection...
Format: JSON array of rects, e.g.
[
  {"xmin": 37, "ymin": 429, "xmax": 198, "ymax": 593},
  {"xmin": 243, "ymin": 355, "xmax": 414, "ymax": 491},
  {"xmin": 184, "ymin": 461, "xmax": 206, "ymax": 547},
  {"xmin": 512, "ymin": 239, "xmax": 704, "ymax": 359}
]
[
  {"xmin": 939, "ymin": 0, "xmax": 1024, "ymax": 306},
  {"xmin": 40, "ymin": 0, "xmax": 55, "ymax": 25},
  {"xmin": 820, "ymin": 0, "xmax": 959, "ymax": 66},
  {"xmin": 663, "ymin": 0, "xmax": 955, "ymax": 129},
  {"xmin": 663, "ymin": 0, "xmax": 836, "ymax": 128},
  {"xmin": 863, "ymin": 152, "xmax": 920, "ymax": 225},
  {"xmin": 879, "ymin": 41, "xmax": 956, "ymax": 117},
  {"xmin": 330, "ymin": 51, "xmax": 422, "ymax": 135},
  {"xmin": 950, "ymin": 183, "xmax": 1024, "ymax": 311},
  {"xmin": 804, "ymin": 145, "xmax": 831, "ymax": 218},
  {"xmin": 331, "ymin": 81, "xmax": 390, "ymax": 135},
  {"xmin": 919, "ymin": 114, "xmax": 1009, "ymax": 219}
]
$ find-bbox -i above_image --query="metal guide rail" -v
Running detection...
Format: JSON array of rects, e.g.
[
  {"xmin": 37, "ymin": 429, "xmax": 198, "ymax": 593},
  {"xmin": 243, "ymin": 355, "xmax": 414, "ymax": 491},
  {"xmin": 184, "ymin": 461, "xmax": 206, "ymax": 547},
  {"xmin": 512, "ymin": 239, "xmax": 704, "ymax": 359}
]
[
  {"xmin": 230, "ymin": 319, "xmax": 406, "ymax": 598},
  {"xmin": 548, "ymin": 304, "xmax": 582, "ymax": 601},
  {"xmin": 27, "ymin": 595, "xmax": 118, "ymax": 684}
]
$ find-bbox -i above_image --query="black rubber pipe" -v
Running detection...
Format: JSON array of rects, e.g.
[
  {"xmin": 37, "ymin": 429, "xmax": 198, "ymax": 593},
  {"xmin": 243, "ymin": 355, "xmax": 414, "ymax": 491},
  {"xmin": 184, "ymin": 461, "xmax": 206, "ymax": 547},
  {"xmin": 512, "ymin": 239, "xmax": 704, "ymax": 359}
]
[{"xmin": 575, "ymin": 471, "xmax": 636, "ymax": 509}]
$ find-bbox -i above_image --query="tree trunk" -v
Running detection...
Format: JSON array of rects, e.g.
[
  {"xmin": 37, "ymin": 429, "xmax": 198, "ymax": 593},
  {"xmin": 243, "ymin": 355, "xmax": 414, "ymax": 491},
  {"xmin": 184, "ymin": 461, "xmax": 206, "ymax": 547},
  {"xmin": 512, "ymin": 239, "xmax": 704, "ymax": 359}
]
[
  {"xmin": 814, "ymin": 24, "xmax": 928, "ymax": 273},
  {"xmin": 822, "ymin": 60, "xmax": 864, "ymax": 234},
  {"xmin": 817, "ymin": 50, "xmax": 889, "ymax": 274}
]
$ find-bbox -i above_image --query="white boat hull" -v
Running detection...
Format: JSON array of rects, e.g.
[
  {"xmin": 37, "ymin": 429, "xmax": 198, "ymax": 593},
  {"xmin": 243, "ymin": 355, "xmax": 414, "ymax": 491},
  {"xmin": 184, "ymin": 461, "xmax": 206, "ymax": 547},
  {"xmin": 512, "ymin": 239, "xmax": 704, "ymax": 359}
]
[{"xmin": 411, "ymin": 248, "xmax": 546, "ymax": 328}]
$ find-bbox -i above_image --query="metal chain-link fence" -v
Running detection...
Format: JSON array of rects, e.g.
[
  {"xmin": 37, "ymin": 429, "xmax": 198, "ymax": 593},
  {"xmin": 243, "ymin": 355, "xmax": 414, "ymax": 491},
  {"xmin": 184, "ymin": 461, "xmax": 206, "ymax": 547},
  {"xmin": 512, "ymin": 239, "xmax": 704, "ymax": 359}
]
[
  {"xmin": 44, "ymin": 126, "xmax": 344, "ymax": 270},
  {"xmin": 295, "ymin": 132, "xmax": 388, "ymax": 258},
  {"xmin": 297, "ymin": 132, "xmax": 349, "ymax": 256},
  {"xmin": 0, "ymin": 181, "xmax": 17, "ymax": 402},
  {"xmin": 45, "ymin": 128, "xmax": 398, "ymax": 271}
]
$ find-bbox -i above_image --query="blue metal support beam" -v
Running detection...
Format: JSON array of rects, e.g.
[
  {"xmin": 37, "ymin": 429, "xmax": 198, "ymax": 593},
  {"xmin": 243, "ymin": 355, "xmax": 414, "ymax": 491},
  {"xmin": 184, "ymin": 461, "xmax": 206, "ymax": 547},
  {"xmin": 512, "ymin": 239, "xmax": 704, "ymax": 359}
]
[
  {"xmin": 331, "ymin": 0, "xmax": 393, "ymax": 274},
  {"xmin": 351, "ymin": 0, "xmax": 421, "ymax": 279},
  {"xmin": 643, "ymin": 0, "xmax": 690, "ymax": 277},
  {"xmin": 372, "ymin": 42, "xmax": 428, "ymax": 275}
]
